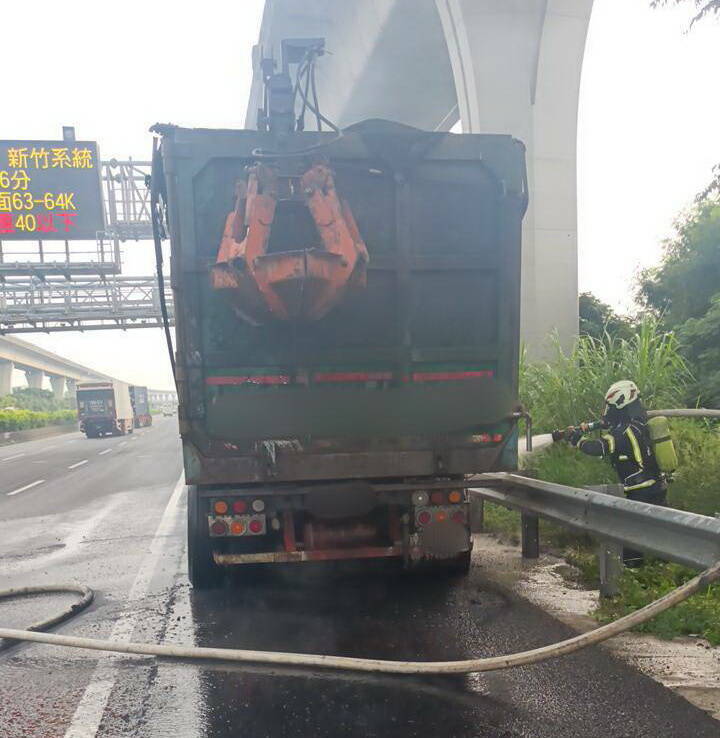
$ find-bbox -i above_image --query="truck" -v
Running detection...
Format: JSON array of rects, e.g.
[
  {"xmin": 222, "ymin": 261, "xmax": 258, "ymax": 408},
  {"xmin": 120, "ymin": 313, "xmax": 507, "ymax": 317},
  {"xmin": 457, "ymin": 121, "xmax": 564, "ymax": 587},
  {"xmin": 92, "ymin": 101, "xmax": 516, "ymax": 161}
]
[
  {"xmin": 129, "ymin": 385, "xmax": 152, "ymax": 428},
  {"xmin": 76, "ymin": 381, "xmax": 134, "ymax": 438},
  {"xmin": 154, "ymin": 40, "xmax": 527, "ymax": 587}
]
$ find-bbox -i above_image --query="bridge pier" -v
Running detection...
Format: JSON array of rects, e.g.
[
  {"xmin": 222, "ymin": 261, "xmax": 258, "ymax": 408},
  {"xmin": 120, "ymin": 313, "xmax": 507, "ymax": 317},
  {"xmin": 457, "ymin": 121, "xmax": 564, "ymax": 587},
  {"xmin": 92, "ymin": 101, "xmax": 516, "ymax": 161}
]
[
  {"xmin": 49, "ymin": 375, "xmax": 66, "ymax": 400},
  {"xmin": 0, "ymin": 359, "xmax": 13, "ymax": 396},
  {"xmin": 435, "ymin": 0, "xmax": 593, "ymax": 354},
  {"xmin": 248, "ymin": 0, "xmax": 594, "ymax": 357},
  {"xmin": 25, "ymin": 369, "xmax": 44, "ymax": 390}
]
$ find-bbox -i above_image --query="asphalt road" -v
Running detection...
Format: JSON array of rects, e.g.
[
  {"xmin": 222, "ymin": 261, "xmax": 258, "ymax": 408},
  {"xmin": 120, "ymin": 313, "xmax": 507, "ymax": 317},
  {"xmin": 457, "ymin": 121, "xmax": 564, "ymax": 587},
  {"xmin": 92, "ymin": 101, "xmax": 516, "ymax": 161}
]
[{"xmin": 1, "ymin": 417, "xmax": 718, "ymax": 737}]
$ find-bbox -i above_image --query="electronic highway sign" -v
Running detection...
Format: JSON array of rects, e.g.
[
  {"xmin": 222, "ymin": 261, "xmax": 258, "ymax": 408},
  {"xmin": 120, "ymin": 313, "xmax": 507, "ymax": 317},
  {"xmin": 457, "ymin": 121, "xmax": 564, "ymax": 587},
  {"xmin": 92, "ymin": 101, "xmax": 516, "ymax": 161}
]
[{"xmin": 0, "ymin": 140, "xmax": 105, "ymax": 240}]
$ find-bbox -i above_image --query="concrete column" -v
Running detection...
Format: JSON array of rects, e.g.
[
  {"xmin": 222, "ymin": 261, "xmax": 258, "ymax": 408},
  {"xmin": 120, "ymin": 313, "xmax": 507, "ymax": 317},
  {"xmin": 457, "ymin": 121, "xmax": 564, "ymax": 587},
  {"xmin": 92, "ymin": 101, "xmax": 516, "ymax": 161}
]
[
  {"xmin": 0, "ymin": 360, "xmax": 13, "ymax": 396},
  {"xmin": 435, "ymin": 0, "xmax": 593, "ymax": 356},
  {"xmin": 49, "ymin": 375, "xmax": 66, "ymax": 400},
  {"xmin": 25, "ymin": 369, "xmax": 44, "ymax": 390},
  {"xmin": 65, "ymin": 378, "xmax": 77, "ymax": 400}
]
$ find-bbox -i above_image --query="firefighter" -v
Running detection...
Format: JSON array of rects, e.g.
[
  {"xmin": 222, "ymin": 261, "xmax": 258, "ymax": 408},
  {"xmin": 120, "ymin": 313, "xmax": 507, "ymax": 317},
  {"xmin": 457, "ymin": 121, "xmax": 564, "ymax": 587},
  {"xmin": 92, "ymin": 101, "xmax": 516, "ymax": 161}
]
[{"xmin": 552, "ymin": 380, "xmax": 667, "ymax": 566}]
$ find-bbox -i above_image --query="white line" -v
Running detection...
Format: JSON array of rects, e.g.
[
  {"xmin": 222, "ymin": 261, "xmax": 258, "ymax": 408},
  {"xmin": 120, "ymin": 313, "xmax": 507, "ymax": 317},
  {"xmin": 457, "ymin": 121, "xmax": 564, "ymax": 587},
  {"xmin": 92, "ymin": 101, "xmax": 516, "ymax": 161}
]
[
  {"xmin": 1, "ymin": 453, "xmax": 26, "ymax": 462},
  {"xmin": 64, "ymin": 474, "xmax": 185, "ymax": 738},
  {"xmin": 7, "ymin": 479, "xmax": 44, "ymax": 497},
  {"xmin": 119, "ymin": 441, "xmax": 127, "ymax": 447},
  {"xmin": 97, "ymin": 449, "xmax": 112, "ymax": 456},
  {"xmin": 68, "ymin": 459, "xmax": 89, "ymax": 470}
]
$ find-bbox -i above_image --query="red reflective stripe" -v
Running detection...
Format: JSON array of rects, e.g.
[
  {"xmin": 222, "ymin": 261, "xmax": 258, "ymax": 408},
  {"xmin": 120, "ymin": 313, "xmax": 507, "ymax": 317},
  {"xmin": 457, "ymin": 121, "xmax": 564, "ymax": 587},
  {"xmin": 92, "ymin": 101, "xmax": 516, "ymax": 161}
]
[
  {"xmin": 206, "ymin": 375, "xmax": 290, "ymax": 386},
  {"xmin": 411, "ymin": 371, "xmax": 494, "ymax": 382},
  {"xmin": 207, "ymin": 370, "xmax": 494, "ymax": 385},
  {"xmin": 314, "ymin": 372, "xmax": 393, "ymax": 383}
]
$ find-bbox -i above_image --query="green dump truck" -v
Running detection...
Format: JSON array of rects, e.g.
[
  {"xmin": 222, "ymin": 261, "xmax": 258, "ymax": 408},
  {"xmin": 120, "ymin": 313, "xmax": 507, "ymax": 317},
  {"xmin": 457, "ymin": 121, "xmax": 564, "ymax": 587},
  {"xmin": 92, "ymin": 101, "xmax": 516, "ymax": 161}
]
[{"xmin": 154, "ymin": 50, "xmax": 527, "ymax": 587}]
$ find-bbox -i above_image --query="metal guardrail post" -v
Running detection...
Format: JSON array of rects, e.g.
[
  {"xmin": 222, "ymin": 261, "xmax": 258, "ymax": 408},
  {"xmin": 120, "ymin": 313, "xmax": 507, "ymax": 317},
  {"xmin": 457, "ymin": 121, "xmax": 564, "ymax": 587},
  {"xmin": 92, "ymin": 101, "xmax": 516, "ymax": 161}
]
[
  {"xmin": 521, "ymin": 513, "xmax": 539, "ymax": 559},
  {"xmin": 588, "ymin": 484, "xmax": 623, "ymax": 598},
  {"xmin": 470, "ymin": 497, "xmax": 485, "ymax": 533}
]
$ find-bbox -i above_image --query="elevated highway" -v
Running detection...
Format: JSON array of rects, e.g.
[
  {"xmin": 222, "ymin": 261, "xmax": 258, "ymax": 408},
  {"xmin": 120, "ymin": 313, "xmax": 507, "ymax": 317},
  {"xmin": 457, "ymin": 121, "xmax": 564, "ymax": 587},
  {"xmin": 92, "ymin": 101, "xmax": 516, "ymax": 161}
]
[
  {"xmin": 0, "ymin": 335, "xmax": 112, "ymax": 397},
  {"xmin": 247, "ymin": 0, "xmax": 593, "ymax": 356}
]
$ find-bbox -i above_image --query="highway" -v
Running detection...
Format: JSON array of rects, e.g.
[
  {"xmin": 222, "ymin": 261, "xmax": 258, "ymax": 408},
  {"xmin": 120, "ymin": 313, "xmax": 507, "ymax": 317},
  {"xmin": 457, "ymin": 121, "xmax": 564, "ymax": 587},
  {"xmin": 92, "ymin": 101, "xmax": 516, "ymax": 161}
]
[{"xmin": 1, "ymin": 418, "xmax": 718, "ymax": 737}]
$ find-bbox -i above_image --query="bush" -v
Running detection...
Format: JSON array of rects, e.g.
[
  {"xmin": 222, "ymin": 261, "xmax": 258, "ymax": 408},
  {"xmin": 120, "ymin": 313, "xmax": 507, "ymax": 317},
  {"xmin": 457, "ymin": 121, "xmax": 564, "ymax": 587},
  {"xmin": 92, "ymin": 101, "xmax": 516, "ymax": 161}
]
[
  {"xmin": 521, "ymin": 316, "xmax": 693, "ymax": 433},
  {"xmin": 597, "ymin": 562, "xmax": 720, "ymax": 646},
  {"xmin": 494, "ymin": 319, "xmax": 720, "ymax": 643},
  {"xmin": 667, "ymin": 419, "xmax": 720, "ymax": 517},
  {"xmin": 0, "ymin": 409, "xmax": 76, "ymax": 432},
  {"xmin": 0, "ymin": 387, "xmax": 74, "ymax": 412}
]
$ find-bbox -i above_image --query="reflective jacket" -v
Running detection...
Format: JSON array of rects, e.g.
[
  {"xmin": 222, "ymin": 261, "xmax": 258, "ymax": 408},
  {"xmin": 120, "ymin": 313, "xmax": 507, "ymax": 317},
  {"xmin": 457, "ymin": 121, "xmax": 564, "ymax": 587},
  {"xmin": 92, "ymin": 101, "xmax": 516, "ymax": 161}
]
[{"xmin": 577, "ymin": 419, "xmax": 662, "ymax": 495}]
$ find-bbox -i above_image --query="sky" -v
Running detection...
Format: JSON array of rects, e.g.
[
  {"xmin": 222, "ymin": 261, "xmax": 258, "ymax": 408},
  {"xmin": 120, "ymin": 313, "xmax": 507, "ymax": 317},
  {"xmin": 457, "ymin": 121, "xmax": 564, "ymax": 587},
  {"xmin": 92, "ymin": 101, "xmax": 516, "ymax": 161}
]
[{"xmin": 1, "ymin": 0, "xmax": 718, "ymax": 391}]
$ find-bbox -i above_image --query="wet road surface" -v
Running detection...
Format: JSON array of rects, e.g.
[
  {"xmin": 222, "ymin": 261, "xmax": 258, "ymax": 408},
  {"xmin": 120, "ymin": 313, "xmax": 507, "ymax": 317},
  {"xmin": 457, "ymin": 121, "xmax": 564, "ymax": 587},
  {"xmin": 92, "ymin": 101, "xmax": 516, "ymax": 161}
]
[{"xmin": 1, "ymin": 417, "xmax": 718, "ymax": 737}]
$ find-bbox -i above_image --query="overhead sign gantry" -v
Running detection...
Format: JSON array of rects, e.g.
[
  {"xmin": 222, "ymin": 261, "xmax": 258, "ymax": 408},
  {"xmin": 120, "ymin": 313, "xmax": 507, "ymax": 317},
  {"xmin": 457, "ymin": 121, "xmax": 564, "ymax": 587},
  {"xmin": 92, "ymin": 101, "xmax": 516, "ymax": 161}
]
[{"xmin": 0, "ymin": 140, "xmax": 105, "ymax": 240}]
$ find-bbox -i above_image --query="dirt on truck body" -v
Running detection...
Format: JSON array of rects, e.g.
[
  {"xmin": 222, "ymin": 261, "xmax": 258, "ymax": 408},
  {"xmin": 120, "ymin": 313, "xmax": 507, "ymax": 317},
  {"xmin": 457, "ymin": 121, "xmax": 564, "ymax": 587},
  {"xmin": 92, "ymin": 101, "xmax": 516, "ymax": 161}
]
[{"xmin": 155, "ymin": 111, "xmax": 527, "ymax": 587}]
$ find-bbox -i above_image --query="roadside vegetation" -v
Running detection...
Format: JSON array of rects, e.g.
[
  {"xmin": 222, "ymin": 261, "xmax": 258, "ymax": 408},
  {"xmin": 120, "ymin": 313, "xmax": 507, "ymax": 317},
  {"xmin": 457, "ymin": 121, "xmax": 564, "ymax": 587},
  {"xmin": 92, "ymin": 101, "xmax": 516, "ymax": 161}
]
[
  {"xmin": 0, "ymin": 388, "xmax": 76, "ymax": 432},
  {"xmin": 485, "ymin": 309, "xmax": 720, "ymax": 644}
]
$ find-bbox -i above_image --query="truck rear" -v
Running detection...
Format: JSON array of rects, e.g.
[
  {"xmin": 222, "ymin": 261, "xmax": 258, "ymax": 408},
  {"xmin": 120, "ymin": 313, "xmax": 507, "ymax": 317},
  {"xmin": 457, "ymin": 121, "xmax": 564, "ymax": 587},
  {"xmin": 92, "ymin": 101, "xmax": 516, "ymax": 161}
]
[
  {"xmin": 156, "ymin": 116, "xmax": 526, "ymax": 587},
  {"xmin": 129, "ymin": 385, "xmax": 152, "ymax": 428},
  {"xmin": 76, "ymin": 381, "xmax": 134, "ymax": 438}
]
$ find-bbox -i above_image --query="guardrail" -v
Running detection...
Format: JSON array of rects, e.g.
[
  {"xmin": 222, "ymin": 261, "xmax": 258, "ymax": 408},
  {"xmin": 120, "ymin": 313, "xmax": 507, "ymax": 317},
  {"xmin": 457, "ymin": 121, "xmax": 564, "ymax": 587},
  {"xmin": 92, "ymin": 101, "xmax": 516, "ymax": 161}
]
[{"xmin": 470, "ymin": 472, "xmax": 720, "ymax": 596}]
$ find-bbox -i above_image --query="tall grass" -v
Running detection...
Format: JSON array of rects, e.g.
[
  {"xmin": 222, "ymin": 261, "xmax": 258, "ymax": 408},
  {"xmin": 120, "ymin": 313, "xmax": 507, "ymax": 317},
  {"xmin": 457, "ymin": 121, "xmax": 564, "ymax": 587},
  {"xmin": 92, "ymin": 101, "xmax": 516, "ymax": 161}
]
[
  {"xmin": 506, "ymin": 317, "xmax": 720, "ymax": 643},
  {"xmin": 521, "ymin": 316, "xmax": 694, "ymax": 432}
]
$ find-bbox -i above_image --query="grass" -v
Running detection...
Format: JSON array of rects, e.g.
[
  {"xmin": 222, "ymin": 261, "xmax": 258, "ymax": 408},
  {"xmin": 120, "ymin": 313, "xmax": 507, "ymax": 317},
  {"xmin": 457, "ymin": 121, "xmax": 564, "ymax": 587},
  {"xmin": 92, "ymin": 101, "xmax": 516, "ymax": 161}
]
[
  {"xmin": 482, "ymin": 319, "xmax": 720, "ymax": 644},
  {"xmin": 597, "ymin": 563, "xmax": 720, "ymax": 645},
  {"xmin": 521, "ymin": 317, "xmax": 693, "ymax": 433}
]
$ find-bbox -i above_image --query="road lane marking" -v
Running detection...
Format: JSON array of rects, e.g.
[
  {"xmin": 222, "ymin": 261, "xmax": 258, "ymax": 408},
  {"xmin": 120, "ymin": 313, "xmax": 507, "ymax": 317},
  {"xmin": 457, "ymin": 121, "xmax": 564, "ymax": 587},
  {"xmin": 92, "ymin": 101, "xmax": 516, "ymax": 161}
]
[
  {"xmin": 64, "ymin": 474, "xmax": 186, "ymax": 738},
  {"xmin": 97, "ymin": 449, "xmax": 112, "ymax": 456},
  {"xmin": 1, "ymin": 453, "xmax": 26, "ymax": 462},
  {"xmin": 7, "ymin": 479, "xmax": 44, "ymax": 497},
  {"xmin": 119, "ymin": 441, "xmax": 127, "ymax": 447},
  {"xmin": 68, "ymin": 459, "xmax": 89, "ymax": 470}
]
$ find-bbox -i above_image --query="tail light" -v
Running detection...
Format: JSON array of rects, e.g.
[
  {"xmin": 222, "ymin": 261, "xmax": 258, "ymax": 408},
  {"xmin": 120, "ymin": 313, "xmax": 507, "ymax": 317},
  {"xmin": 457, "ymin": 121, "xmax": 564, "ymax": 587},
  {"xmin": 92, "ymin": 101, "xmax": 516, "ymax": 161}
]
[
  {"xmin": 251, "ymin": 499, "xmax": 266, "ymax": 513},
  {"xmin": 249, "ymin": 517, "xmax": 264, "ymax": 534},
  {"xmin": 493, "ymin": 433, "xmax": 503, "ymax": 443},
  {"xmin": 213, "ymin": 500, "xmax": 228, "ymax": 515},
  {"xmin": 435, "ymin": 510, "xmax": 447, "ymax": 522},
  {"xmin": 411, "ymin": 491, "xmax": 429, "ymax": 506},
  {"xmin": 231, "ymin": 520, "xmax": 246, "ymax": 535},
  {"xmin": 448, "ymin": 491, "xmax": 462, "ymax": 504},
  {"xmin": 232, "ymin": 500, "xmax": 247, "ymax": 514},
  {"xmin": 416, "ymin": 510, "xmax": 431, "ymax": 527},
  {"xmin": 430, "ymin": 491, "xmax": 445, "ymax": 505},
  {"xmin": 451, "ymin": 510, "xmax": 465, "ymax": 524},
  {"xmin": 211, "ymin": 520, "xmax": 228, "ymax": 536}
]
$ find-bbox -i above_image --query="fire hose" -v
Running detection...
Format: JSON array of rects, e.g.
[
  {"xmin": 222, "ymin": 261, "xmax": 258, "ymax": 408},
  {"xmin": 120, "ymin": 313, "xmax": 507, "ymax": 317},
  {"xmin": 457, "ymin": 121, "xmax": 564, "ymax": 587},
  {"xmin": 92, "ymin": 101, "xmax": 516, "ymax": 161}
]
[
  {"xmin": 1, "ymin": 559, "xmax": 719, "ymax": 674},
  {"xmin": 2, "ymin": 408, "xmax": 718, "ymax": 674}
]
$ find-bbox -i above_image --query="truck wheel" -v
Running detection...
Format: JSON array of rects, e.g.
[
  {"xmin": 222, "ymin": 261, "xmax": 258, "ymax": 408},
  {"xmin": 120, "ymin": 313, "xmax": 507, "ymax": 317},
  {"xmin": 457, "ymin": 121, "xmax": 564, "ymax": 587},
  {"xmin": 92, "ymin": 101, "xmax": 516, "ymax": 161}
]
[
  {"xmin": 187, "ymin": 485, "xmax": 222, "ymax": 589},
  {"xmin": 452, "ymin": 550, "xmax": 472, "ymax": 575}
]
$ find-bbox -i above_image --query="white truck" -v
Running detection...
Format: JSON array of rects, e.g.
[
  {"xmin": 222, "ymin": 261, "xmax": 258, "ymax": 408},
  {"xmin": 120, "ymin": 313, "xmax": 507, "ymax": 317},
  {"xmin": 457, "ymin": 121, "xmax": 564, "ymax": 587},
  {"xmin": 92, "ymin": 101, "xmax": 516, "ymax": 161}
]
[{"xmin": 76, "ymin": 381, "xmax": 134, "ymax": 438}]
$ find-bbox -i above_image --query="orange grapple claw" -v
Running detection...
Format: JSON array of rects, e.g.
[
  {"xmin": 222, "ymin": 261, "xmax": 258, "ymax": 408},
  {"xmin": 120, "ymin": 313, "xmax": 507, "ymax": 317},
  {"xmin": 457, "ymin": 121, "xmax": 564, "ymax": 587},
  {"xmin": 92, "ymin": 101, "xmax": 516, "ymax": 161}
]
[{"xmin": 210, "ymin": 162, "xmax": 368, "ymax": 324}]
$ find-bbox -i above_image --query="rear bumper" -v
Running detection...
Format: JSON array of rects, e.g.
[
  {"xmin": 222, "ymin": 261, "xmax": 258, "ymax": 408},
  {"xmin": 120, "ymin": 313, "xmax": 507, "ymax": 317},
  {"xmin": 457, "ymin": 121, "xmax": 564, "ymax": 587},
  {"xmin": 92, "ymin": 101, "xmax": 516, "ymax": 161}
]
[{"xmin": 214, "ymin": 545, "xmax": 403, "ymax": 565}]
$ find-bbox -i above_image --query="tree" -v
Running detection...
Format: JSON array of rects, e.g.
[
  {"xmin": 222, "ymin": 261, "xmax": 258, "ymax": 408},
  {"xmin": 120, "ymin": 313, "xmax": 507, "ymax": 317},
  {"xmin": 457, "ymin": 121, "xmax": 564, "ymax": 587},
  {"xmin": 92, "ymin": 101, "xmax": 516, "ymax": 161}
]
[
  {"xmin": 638, "ymin": 196, "xmax": 720, "ymax": 405},
  {"xmin": 579, "ymin": 292, "xmax": 634, "ymax": 341},
  {"xmin": 638, "ymin": 200, "xmax": 720, "ymax": 326},
  {"xmin": 651, "ymin": 0, "xmax": 720, "ymax": 25},
  {"xmin": 677, "ymin": 296, "xmax": 720, "ymax": 405}
]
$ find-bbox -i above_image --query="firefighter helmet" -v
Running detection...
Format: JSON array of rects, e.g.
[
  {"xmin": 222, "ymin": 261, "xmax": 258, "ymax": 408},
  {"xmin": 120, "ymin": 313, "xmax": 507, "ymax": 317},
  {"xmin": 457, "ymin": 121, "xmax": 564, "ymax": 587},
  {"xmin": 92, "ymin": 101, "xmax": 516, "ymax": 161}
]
[{"xmin": 604, "ymin": 380, "xmax": 640, "ymax": 410}]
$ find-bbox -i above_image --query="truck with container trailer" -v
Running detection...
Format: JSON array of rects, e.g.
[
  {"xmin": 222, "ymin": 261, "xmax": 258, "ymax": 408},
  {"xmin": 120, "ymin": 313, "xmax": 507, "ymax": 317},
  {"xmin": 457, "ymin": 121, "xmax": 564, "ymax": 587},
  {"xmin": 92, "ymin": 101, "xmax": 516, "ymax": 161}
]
[
  {"xmin": 129, "ymin": 385, "xmax": 152, "ymax": 428},
  {"xmin": 76, "ymin": 381, "xmax": 134, "ymax": 438},
  {"xmin": 153, "ymin": 40, "xmax": 527, "ymax": 587}
]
